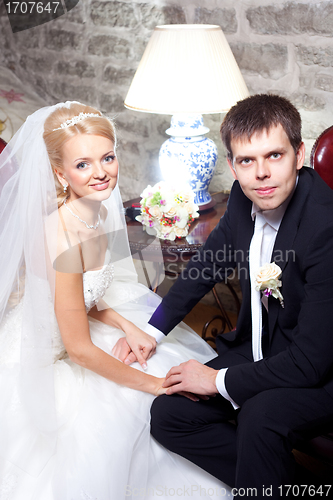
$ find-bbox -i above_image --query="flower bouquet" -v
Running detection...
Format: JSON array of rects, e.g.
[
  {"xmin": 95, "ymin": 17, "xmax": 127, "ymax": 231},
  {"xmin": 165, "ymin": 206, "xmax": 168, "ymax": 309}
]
[{"xmin": 136, "ymin": 182, "xmax": 199, "ymax": 241}]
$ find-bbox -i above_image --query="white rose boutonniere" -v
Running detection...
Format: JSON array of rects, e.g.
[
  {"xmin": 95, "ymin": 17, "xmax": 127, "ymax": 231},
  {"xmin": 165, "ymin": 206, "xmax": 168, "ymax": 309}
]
[{"xmin": 254, "ymin": 262, "xmax": 284, "ymax": 308}]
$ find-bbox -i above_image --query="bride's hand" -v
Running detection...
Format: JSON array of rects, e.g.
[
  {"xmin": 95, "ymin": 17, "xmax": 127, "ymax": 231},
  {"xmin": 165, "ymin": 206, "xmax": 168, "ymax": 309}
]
[
  {"xmin": 112, "ymin": 337, "xmax": 152, "ymax": 366},
  {"xmin": 111, "ymin": 337, "xmax": 132, "ymax": 362},
  {"xmin": 122, "ymin": 323, "xmax": 157, "ymax": 370},
  {"xmin": 152, "ymin": 380, "xmax": 201, "ymax": 399}
]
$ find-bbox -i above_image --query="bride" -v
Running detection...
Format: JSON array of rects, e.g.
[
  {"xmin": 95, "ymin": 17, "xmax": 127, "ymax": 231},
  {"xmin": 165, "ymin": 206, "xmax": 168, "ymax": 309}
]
[{"xmin": 0, "ymin": 102, "xmax": 231, "ymax": 499}]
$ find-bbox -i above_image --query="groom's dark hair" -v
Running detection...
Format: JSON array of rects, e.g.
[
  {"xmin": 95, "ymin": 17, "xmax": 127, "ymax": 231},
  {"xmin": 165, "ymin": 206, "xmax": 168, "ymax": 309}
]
[{"xmin": 220, "ymin": 94, "xmax": 302, "ymax": 160}]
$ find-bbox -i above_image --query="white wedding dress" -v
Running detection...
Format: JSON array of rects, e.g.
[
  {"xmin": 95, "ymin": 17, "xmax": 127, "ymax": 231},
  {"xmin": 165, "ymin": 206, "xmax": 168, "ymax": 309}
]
[{"xmin": 0, "ymin": 259, "xmax": 231, "ymax": 499}]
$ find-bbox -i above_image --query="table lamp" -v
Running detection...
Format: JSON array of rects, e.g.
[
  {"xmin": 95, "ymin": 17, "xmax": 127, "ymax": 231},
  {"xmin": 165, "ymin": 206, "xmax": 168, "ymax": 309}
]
[{"xmin": 124, "ymin": 24, "xmax": 249, "ymax": 209}]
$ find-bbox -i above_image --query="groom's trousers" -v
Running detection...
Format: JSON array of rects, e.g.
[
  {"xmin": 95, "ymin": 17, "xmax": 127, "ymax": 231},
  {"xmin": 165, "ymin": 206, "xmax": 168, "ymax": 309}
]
[{"xmin": 150, "ymin": 349, "xmax": 333, "ymax": 499}]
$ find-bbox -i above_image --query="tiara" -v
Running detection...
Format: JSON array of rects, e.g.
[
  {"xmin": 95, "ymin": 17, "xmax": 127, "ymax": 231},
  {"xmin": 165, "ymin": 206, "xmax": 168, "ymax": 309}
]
[{"xmin": 53, "ymin": 112, "xmax": 101, "ymax": 131}]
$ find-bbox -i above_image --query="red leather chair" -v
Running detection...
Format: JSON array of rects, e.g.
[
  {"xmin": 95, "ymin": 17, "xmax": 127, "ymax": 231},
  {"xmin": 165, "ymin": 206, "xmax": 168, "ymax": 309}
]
[
  {"xmin": 293, "ymin": 128, "xmax": 333, "ymax": 475},
  {"xmin": 310, "ymin": 125, "xmax": 333, "ymax": 189},
  {"xmin": 0, "ymin": 137, "xmax": 6, "ymax": 154}
]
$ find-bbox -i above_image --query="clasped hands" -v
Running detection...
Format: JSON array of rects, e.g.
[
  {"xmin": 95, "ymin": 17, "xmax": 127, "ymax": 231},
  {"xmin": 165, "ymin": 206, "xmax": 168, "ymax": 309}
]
[
  {"xmin": 112, "ymin": 326, "xmax": 157, "ymax": 370},
  {"xmin": 112, "ymin": 336, "xmax": 218, "ymax": 401}
]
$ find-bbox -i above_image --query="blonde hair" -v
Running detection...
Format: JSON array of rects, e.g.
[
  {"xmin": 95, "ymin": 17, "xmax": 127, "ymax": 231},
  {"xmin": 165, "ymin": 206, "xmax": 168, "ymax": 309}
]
[{"xmin": 43, "ymin": 103, "xmax": 116, "ymax": 207}]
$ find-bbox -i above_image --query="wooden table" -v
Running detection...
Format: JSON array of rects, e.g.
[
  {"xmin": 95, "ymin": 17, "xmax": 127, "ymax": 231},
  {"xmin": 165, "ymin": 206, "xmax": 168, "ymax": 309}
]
[
  {"xmin": 124, "ymin": 192, "xmax": 239, "ymax": 338},
  {"xmin": 124, "ymin": 192, "xmax": 229, "ymax": 262}
]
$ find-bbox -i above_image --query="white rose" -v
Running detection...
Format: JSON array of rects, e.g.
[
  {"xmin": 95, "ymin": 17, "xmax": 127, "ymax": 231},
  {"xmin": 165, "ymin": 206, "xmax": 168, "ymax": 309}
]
[
  {"xmin": 255, "ymin": 262, "xmax": 281, "ymax": 288},
  {"xmin": 175, "ymin": 226, "xmax": 188, "ymax": 238},
  {"xmin": 167, "ymin": 229, "xmax": 176, "ymax": 241},
  {"xmin": 184, "ymin": 202, "xmax": 195, "ymax": 214},
  {"xmin": 177, "ymin": 207, "xmax": 188, "ymax": 220},
  {"xmin": 158, "ymin": 224, "xmax": 175, "ymax": 241},
  {"xmin": 160, "ymin": 224, "xmax": 170, "ymax": 235},
  {"xmin": 175, "ymin": 217, "xmax": 188, "ymax": 229},
  {"xmin": 164, "ymin": 206, "xmax": 177, "ymax": 218},
  {"xmin": 136, "ymin": 214, "xmax": 150, "ymax": 226},
  {"xmin": 255, "ymin": 262, "xmax": 284, "ymax": 306},
  {"xmin": 149, "ymin": 205, "xmax": 162, "ymax": 219}
]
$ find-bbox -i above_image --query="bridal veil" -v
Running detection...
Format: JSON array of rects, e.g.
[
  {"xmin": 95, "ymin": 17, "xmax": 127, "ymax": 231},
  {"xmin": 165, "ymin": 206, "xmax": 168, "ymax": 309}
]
[{"xmin": 0, "ymin": 102, "xmax": 163, "ymax": 475}]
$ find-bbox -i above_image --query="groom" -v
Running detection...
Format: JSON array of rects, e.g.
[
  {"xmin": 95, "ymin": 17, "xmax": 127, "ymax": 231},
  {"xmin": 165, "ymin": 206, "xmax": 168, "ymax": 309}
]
[{"xmin": 119, "ymin": 94, "xmax": 333, "ymax": 496}]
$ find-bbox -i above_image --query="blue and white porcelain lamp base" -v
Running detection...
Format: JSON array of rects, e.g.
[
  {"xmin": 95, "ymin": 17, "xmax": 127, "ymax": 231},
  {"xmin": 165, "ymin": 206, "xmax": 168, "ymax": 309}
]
[{"xmin": 159, "ymin": 114, "xmax": 218, "ymax": 209}]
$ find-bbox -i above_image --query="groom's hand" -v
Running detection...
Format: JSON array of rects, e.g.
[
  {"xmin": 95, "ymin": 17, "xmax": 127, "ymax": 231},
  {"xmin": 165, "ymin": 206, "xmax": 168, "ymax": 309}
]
[{"xmin": 163, "ymin": 359, "xmax": 218, "ymax": 397}]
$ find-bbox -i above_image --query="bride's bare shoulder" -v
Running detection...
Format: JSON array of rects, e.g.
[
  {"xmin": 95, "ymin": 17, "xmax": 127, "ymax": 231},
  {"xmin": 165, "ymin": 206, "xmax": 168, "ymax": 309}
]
[{"xmin": 45, "ymin": 208, "xmax": 84, "ymax": 274}]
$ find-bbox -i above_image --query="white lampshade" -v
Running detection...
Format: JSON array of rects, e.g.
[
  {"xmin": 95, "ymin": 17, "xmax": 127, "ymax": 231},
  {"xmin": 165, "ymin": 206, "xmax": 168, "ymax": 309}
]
[{"xmin": 124, "ymin": 24, "xmax": 249, "ymax": 115}]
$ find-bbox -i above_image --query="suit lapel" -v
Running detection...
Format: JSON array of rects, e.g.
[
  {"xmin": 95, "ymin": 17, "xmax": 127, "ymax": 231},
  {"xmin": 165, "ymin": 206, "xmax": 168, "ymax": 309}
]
[
  {"xmin": 233, "ymin": 190, "xmax": 254, "ymax": 336},
  {"xmin": 268, "ymin": 168, "xmax": 312, "ymax": 336}
]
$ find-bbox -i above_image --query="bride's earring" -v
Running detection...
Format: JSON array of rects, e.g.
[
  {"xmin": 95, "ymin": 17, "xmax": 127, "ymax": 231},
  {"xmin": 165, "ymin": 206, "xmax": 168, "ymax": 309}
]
[{"xmin": 63, "ymin": 183, "xmax": 68, "ymax": 193}]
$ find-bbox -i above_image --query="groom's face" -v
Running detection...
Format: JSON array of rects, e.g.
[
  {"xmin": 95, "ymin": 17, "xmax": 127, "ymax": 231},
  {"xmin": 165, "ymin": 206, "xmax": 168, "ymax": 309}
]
[{"xmin": 227, "ymin": 124, "xmax": 305, "ymax": 211}]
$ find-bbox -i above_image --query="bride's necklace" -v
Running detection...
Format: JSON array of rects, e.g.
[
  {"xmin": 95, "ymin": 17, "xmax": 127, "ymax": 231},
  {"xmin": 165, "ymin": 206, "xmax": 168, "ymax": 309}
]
[{"xmin": 63, "ymin": 198, "xmax": 101, "ymax": 230}]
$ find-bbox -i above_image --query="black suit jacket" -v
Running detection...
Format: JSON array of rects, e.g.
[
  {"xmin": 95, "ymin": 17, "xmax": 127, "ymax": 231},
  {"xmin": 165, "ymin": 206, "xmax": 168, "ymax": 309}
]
[{"xmin": 149, "ymin": 167, "xmax": 333, "ymax": 406}]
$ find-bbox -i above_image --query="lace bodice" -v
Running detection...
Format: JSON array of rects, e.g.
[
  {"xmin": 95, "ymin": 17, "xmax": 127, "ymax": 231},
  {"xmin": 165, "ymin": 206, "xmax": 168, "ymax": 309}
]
[{"xmin": 83, "ymin": 262, "xmax": 115, "ymax": 313}]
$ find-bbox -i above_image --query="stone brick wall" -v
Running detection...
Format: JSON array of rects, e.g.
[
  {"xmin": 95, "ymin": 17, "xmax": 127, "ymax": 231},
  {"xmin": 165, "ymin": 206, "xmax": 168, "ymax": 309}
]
[{"xmin": 1, "ymin": 0, "xmax": 333, "ymax": 200}]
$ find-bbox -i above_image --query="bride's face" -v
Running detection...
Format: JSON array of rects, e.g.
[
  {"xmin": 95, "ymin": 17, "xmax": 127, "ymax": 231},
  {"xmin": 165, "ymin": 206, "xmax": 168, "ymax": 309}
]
[{"xmin": 57, "ymin": 134, "xmax": 118, "ymax": 201}]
